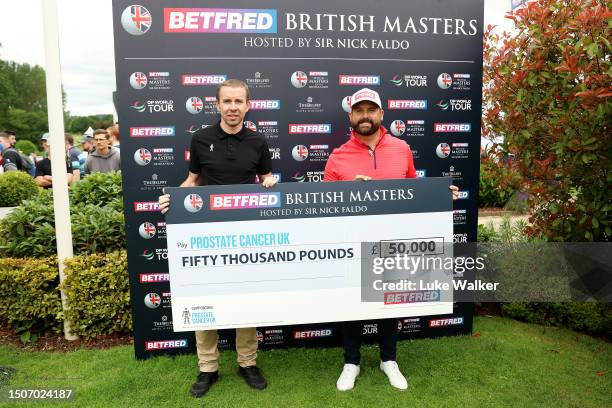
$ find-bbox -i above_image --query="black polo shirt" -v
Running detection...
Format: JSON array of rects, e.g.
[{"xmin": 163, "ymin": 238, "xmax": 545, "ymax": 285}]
[{"xmin": 188, "ymin": 122, "xmax": 272, "ymax": 185}]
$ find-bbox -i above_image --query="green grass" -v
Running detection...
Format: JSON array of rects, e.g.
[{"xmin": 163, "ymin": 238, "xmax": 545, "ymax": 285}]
[{"xmin": 0, "ymin": 316, "xmax": 610, "ymax": 407}]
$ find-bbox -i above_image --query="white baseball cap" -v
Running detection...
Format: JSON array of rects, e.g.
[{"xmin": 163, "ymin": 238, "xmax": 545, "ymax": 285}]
[{"xmin": 349, "ymin": 88, "xmax": 382, "ymax": 109}]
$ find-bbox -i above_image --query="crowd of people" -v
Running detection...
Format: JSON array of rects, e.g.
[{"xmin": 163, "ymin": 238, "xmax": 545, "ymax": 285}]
[{"xmin": 0, "ymin": 125, "xmax": 121, "ymax": 189}]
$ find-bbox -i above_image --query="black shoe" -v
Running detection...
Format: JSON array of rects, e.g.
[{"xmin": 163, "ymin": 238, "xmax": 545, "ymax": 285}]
[
  {"xmin": 189, "ymin": 371, "xmax": 219, "ymax": 398},
  {"xmin": 238, "ymin": 366, "xmax": 267, "ymax": 390}
]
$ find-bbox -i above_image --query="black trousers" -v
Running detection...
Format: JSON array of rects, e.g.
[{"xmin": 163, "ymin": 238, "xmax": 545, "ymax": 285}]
[{"xmin": 342, "ymin": 319, "xmax": 397, "ymax": 365}]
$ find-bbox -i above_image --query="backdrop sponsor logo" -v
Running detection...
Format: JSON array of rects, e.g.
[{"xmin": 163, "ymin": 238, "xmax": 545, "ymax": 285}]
[
  {"xmin": 291, "ymin": 71, "xmax": 328, "ymax": 89},
  {"xmin": 182, "ymin": 74, "xmax": 227, "ymax": 85},
  {"xmin": 341, "ymin": 95, "xmax": 352, "ymax": 112},
  {"xmin": 130, "ymin": 72, "xmax": 171, "ymax": 90},
  {"xmin": 454, "ymin": 233, "xmax": 468, "ymax": 243},
  {"xmin": 139, "ymin": 273, "xmax": 170, "ymax": 283},
  {"xmin": 450, "ymin": 142, "xmax": 469, "ymax": 159},
  {"xmin": 145, "ymin": 339, "xmax": 188, "ymax": 350},
  {"xmin": 144, "ymin": 292, "xmax": 162, "ymax": 309},
  {"xmin": 362, "ymin": 323, "xmax": 378, "ymax": 335},
  {"xmin": 390, "ymin": 74, "xmax": 427, "ymax": 87},
  {"xmin": 257, "ymin": 121, "xmax": 279, "ymax": 138},
  {"xmin": 436, "ymin": 142, "xmax": 451, "ymax": 158},
  {"xmin": 245, "ymin": 71, "xmax": 272, "ymax": 88},
  {"xmin": 292, "ymin": 145, "xmax": 308, "ymax": 161},
  {"xmin": 387, "ymin": 99, "xmax": 427, "ymax": 109},
  {"xmin": 186, "ymin": 124, "xmax": 211, "ymax": 134},
  {"xmin": 453, "ymin": 209, "xmax": 467, "ymax": 225},
  {"xmin": 152, "ymin": 315, "xmax": 174, "ymax": 331},
  {"xmin": 134, "ymin": 201, "xmax": 161, "ymax": 212},
  {"xmin": 434, "ymin": 123, "xmax": 471, "ymax": 133},
  {"xmin": 132, "ymin": 100, "xmax": 175, "ymax": 113},
  {"xmin": 269, "ymin": 147, "xmax": 280, "ymax": 160},
  {"xmin": 390, "ymin": 120, "xmax": 405, "ymax": 136},
  {"xmin": 164, "ymin": 8, "xmax": 278, "ymax": 33},
  {"xmin": 306, "ymin": 145, "xmax": 330, "ymax": 162},
  {"xmin": 130, "ymin": 126, "xmax": 176, "ymax": 138},
  {"xmin": 437, "ymin": 72, "xmax": 453, "ymax": 89},
  {"xmin": 339, "ymin": 75, "xmax": 380, "ymax": 85},
  {"xmin": 405, "ymin": 120, "xmax": 426, "ymax": 137},
  {"xmin": 139, "ymin": 222, "xmax": 156, "ymax": 239},
  {"xmin": 293, "ymin": 329, "xmax": 333, "ymax": 339},
  {"xmin": 244, "ymin": 121, "xmax": 257, "ymax": 131},
  {"xmin": 249, "ymin": 99, "xmax": 281, "ymax": 110},
  {"xmin": 121, "ymin": 5, "xmax": 151, "ymax": 36},
  {"xmin": 210, "ymin": 192, "xmax": 281, "ymax": 210},
  {"xmin": 398, "ymin": 318, "xmax": 421, "ymax": 334},
  {"xmin": 186, "ymin": 97, "xmax": 204, "ymax": 114},
  {"xmin": 140, "ymin": 248, "xmax": 168, "ymax": 261},
  {"xmin": 429, "ymin": 317, "xmax": 464, "ymax": 327},
  {"xmin": 141, "ymin": 173, "xmax": 168, "ymax": 191},
  {"xmin": 292, "ymin": 170, "xmax": 324, "ymax": 182},
  {"xmin": 134, "ymin": 148, "xmax": 175, "ymax": 166},
  {"xmin": 296, "ymin": 96, "xmax": 323, "ymax": 113},
  {"xmin": 436, "ymin": 99, "xmax": 471, "ymax": 111},
  {"xmin": 442, "ymin": 165, "xmax": 463, "ymax": 180},
  {"xmin": 457, "ymin": 190, "xmax": 470, "ymax": 200},
  {"xmin": 288, "ymin": 124, "xmax": 332, "ymax": 134},
  {"xmin": 415, "ymin": 169, "xmax": 426, "ymax": 178},
  {"xmin": 437, "ymin": 72, "xmax": 471, "ymax": 90}
]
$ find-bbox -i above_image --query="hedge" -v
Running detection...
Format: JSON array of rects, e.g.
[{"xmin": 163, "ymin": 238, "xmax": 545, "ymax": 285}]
[
  {"xmin": 0, "ymin": 171, "xmax": 40, "ymax": 207},
  {"xmin": 0, "ymin": 250, "xmax": 132, "ymax": 341}
]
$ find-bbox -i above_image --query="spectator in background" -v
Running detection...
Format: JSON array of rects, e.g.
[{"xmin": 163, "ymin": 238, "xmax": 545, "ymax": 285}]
[
  {"xmin": 108, "ymin": 124, "xmax": 120, "ymax": 149},
  {"xmin": 84, "ymin": 129, "xmax": 121, "ymax": 174},
  {"xmin": 0, "ymin": 132, "xmax": 34, "ymax": 174},
  {"xmin": 4, "ymin": 130, "xmax": 17, "ymax": 147},
  {"xmin": 65, "ymin": 133, "xmax": 84, "ymax": 180},
  {"xmin": 40, "ymin": 133, "xmax": 50, "ymax": 154},
  {"xmin": 80, "ymin": 134, "xmax": 94, "ymax": 154},
  {"xmin": 35, "ymin": 142, "xmax": 74, "ymax": 188}
]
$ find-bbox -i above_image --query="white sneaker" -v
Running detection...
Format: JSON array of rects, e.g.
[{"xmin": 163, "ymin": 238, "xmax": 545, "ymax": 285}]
[
  {"xmin": 336, "ymin": 364, "xmax": 360, "ymax": 391},
  {"xmin": 380, "ymin": 361, "xmax": 408, "ymax": 390}
]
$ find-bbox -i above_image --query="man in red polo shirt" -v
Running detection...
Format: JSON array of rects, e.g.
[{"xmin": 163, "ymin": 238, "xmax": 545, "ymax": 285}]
[{"xmin": 325, "ymin": 88, "xmax": 459, "ymax": 391}]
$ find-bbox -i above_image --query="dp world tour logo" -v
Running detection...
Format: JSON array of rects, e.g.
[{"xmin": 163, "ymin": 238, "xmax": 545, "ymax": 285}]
[
  {"xmin": 292, "ymin": 145, "xmax": 309, "ymax": 161},
  {"xmin": 121, "ymin": 5, "xmax": 151, "ymax": 36},
  {"xmin": 130, "ymin": 101, "xmax": 146, "ymax": 112},
  {"xmin": 436, "ymin": 143, "xmax": 451, "ymax": 158},
  {"xmin": 134, "ymin": 148, "xmax": 152, "ymax": 166},
  {"xmin": 186, "ymin": 97, "xmax": 204, "ymax": 114},
  {"xmin": 437, "ymin": 100, "xmax": 450, "ymax": 110},
  {"xmin": 291, "ymin": 71, "xmax": 308, "ymax": 88},
  {"xmin": 139, "ymin": 222, "xmax": 156, "ymax": 239},
  {"xmin": 390, "ymin": 75, "xmax": 403, "ymax": 86},
  {"xmin": 130, "ymin": 72, "xmax": 148, "ymax": 89},
  {"xmin": 437, "ymin": 73, "xmax": 452, "ymax": 89},
  {"xmin": 390, "ymin": 120, "xmax": 406, "ymax": 136},
  {"xmin": 144, "ymin": 293, "xmax": 161, "ymax": 309},
  {"xmin": 184, "ymin": 194, "xmax": 203, "ymax": 213}
]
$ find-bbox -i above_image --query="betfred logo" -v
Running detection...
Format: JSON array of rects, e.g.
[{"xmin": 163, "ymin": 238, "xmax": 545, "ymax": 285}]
[
  {"xmin": 210, "ymin": 193, "xmax": 281, "ymax": 210},
  {"xmin": 182, "ymin": 74, "xmax": 227, "ymax": 85},
  {"xmin": 429, "ymin": 317, "xmax": 464, "ymax": 327},
  {"xmin": 457, "ymin": 190, "xmax": 470, "ymax": 200},
  {"xmin": 130, "ymin": 126, "xmax": 175, "ymax": 138},
  {"xmin": 145, "ymin": 339, "xmax": 188, "ymax": 350},
  {"xmin": 134, "ymin": 202, "xmax": 160, "ymax": 212},
  {"xmin": 288, "ymin": 124, "xmax": 331, "ymax": 134},
  {"xmin": 415, "ymin": 169, "xmax": 426, "ymax": 178},
  {"xmin": 249, "ymin": 100, "xmax": 280, "ymax": 110},
  {"xmin": 434, "ymin": 123, "xmax": 471, "ymax": 133},
  {"xmin": 339, "ymin": 75, "xmax": 380, "ymax": 85},
  {"xmin": 139, "ymin": 273, "xmax": 170, "ymax": 283},
  {"xmin": 164, "ymin": 8, "xmax": 277, "ymax": 33},
  {"xmin": 387, "ymin": 100, "xmax": 427, "ymax": 109},
  {"xmin": 293, "ymin": 329, "xmax": 332, "ymax": 339}
]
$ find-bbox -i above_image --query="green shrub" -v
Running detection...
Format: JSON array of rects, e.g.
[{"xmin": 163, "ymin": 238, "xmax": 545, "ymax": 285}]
[
  {"xmin": 0, "ymin": 171, "xmax": 39, "ymax": 207},
  {"xmin": 502, "ymin": 302, "xmax": 612, "ymax": 336},
  {"xmin": 71, "ymin": 171, "xmax": 122, "ymax": 207},
  {"xmin": 0, "ymin": 191, "xmax": 125, "ymax": 257},
  {"xmin": 479, "ymin": 156, "xmax": 522, "ymax": 208},
  {"xmin": 0, "ymin": 257, "xmax": 62, "ymax": 342},
  {"xmin": 61, "ymin": 250, "xmax": 132, "ymax": 338},
  {"xmin": 15, "ymin": 140, "xmax": 38, "ymax": 156}
]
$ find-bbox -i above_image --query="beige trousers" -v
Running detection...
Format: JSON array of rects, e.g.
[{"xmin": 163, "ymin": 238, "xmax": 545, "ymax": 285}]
[{"xmin": 195, "ymin": 328, "xmax": 258, "ymax": 372}]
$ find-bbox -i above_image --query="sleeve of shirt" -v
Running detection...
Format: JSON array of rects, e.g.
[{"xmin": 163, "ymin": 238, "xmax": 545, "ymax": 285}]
[
  {"xmin": 323, "ymin": 153, "xmax": 339, "ymax": 182},
  {"xmin": 83, "ymin": 156, "xmax": 91, "ymax": 175},
  {"xmin": 256, "ymin": 139, "xmax": 273, "ymax": 175},
  {"xmin": 405, "ymin": 145, "xmax": 417, "ymax": 179},
  {"xmin": 2, "ymin": 150, "xmax": 20, "ymax": 171},
  {"xmin": 188, "ymin": 136, "xmax": 201, "ymax": 174},
  {"xmin": 35, "ymin": 161, "xmax": 44, "ymax": 177}
]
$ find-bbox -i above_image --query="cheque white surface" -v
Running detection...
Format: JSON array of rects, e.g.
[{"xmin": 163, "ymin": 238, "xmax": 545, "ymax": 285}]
[{"xmin": 167, "ymin": 211, "xmax": 453, "ymax": 331}]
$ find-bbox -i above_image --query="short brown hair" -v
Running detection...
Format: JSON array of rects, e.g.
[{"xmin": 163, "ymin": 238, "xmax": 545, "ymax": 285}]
[
  {"xmin": 64, "ymin": 133, "xmax": 74, "ymax": 145},
  {"xmin": 216, "ymin": 79, "xmax": 250, "ymax": 101},
  {"xmin": 107, "ymin": 125, "xmax": 120, "ymax": 142},
  {"xmin": 93, "ymin": 129, "xmax": 110, "ymax": 139}
]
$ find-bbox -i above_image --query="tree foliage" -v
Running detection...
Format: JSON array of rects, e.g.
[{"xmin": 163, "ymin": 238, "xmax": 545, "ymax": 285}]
[{"xmin": 483, "ymin": 0, "xmax": 611, "ymax": 241}]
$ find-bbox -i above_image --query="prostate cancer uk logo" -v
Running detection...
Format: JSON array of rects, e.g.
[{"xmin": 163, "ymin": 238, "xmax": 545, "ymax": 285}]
[
  {"xmin": 164, "ymin": 8, "xmax": 277, "ymax": 33},
  {"xmin": 210, "ymin": 193, "xmax": 281, "ymax": 210}
]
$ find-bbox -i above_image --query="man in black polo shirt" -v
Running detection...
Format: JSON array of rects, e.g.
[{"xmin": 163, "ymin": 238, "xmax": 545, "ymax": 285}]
[{"xmin": 159, "ymin": 79, "xmax": 276, "ymax": 398}]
